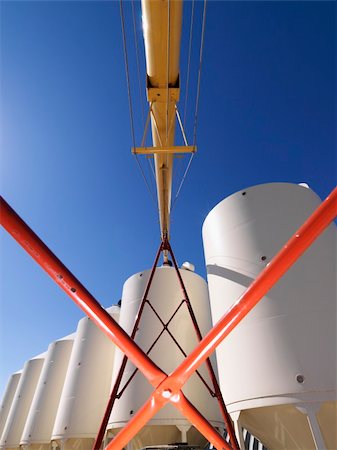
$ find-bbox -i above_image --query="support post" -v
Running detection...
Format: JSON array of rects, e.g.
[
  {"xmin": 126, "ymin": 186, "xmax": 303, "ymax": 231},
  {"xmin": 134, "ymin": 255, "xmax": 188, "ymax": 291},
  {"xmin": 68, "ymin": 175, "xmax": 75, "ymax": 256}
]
[{"xmin": 231, "ymin": 412, "xmax": 246, "ymax": 450}]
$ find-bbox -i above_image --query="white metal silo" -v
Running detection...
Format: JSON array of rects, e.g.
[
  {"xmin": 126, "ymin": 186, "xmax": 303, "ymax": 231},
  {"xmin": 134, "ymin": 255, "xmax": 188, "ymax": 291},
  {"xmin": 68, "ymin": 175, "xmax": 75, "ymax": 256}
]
[
  {"xmin": 0, "ymin": 372, "xmax": 22, "ymax": 440},
  {"xmin": 51, "ymin": 306, "xmax": 120, "ymax": 450},
  {"xmin": 106, "ymin": 266, "xmax": 224, "ymax": 449},
  {"xmin": 0, "ymin": 353, "xmax": 45, "ymax": 450},
  {"xmin": 202, "ymin": 182, "xmax": 337, "ymax": 450},
  {"xmin": 20, "ymin": 335, "xmax": 74, "ymax": 450}
]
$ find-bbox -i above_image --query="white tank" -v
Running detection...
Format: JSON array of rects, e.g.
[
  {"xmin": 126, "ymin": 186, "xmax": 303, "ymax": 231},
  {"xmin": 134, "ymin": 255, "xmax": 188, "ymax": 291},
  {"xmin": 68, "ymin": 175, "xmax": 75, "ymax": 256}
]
[
  {"xmin": 0, "ymin": 354, "xmax": 45, "ymax": 450},
  {"xmin": 106, "ymin": 266, "xmax": 224, "ymax": 449},
  {"xmin": 20, "ymin": 335, "xmax": 74, "ymax": 450},
  {"xmin": 202, "ymin": 183, "xmax": 337, "ymax": 450},
  {"xmin": 0, "ymin": 372, "xmax": 22, "ymax": 439},
  {"xmin": 51, "ymin": 306, "xmax": 120, "ymax": 450}
]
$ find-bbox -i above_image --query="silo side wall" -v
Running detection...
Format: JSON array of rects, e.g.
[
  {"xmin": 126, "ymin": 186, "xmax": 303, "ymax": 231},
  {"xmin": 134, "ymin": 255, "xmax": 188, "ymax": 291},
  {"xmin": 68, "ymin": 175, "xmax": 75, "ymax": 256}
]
[
  {"xmin": 202, "ymin": 183, "xmax": 337, "ymax": 449},
  {"xmin": 51, "ymin": 306, "xmax": 120, "ymax": 442},
  {"xmin": 0, "ymin": 372, "xmax": 22, "ymax": 439},
  {"xmin": 0, "ymin": 355, "xmax": 45, "ymax": 449},
  {"xmin": 20, "ymin": 337, "xmax": 74, "ymax": 445}
]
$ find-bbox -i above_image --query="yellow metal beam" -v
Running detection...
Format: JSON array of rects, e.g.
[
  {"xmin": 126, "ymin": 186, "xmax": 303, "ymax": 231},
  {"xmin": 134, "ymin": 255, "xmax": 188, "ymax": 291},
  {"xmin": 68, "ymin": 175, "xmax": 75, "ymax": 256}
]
[
  {"xmin": 141, "ymin": 0, "xmax": 183, "ymax": 239},
  {"xmin": 132, "ymin": 146, "xmax": 196, "ymax": 155}
]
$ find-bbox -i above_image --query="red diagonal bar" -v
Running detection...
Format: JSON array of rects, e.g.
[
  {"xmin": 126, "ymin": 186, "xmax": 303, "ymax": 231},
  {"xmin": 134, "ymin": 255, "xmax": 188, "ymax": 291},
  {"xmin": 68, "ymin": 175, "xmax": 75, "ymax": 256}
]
[
  {"xmin": 176, "ymin": 392, "xmax": 232, "ymax": 450},
  {"xmin": 106, "ymin": 393, "xmax": 166, "ymax": 450},
  {"xmin": 107, "ymin": 388, "xmax": 232, "ymax": 450},
  {"xmin": 0, "ymin": 196, "xmax": 166, "ymax": 388},
  {"xmin": 168, "ymin": 186, "xmax": 337, "ymax": 388}
]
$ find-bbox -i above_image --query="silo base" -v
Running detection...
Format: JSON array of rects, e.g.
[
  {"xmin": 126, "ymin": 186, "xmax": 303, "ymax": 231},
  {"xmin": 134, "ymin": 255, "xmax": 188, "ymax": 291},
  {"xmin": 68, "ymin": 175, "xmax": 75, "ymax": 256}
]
[
  {"xmin": 106, "ymin": 425, "xmax": 211, "ymax": 450},
  {"xmin": 233, "ymin": 400, "xmax": 337, "ymax": 450},
  {"xmin": 52, "ymin": 438, "xmax": 94, "ymax": 450},
  {"xmin": 22, "ymin": 445, "xmax": 55, "ymax": 450}
]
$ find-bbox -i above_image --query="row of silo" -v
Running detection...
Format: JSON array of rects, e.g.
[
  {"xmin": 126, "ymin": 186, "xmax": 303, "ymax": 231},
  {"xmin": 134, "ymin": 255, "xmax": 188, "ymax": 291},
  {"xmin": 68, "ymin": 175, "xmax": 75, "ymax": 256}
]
[
  {"xmin": 0, "ymin": 306, "xmax": 120, "ymax": 450},
  {"xmin": 0, "ymin": 268, "xmax": 223, "ymax": 449},
  {"xmin": 1, "ymin": 183, "xmax": 336, "ymax": 450}
]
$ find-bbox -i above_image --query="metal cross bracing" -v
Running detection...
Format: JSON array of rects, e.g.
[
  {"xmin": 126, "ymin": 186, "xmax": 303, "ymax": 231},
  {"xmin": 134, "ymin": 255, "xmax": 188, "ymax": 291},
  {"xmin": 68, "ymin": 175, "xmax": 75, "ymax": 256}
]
[
  {"xmin": 94, "ymin": 238, "xmax": 239, "ymax": 450},
  {"xmin": 1, "ymin": 186, "xmax": 336, "ymax": 450}
]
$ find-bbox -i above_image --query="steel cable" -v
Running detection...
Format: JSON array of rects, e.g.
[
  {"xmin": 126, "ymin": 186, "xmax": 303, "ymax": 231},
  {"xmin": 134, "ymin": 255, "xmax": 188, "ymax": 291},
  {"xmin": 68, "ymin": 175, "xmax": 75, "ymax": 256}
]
[
  {"xmin": 131, "ymin": 0, "xmax": 156, "ymax": 184},
  {"xmin": 183, "ymin": 0, "xmax": 195, "ymax": 128},
  {"xmin": 172, "ymin": 0, "xmax": 207, "ymax": 208},
  {"xmin": 120, "ymin": 0, "xmax": 157, "ymax": 206},
  {"xmin": 172, "ymin": 0, "xmax": 195, "ymax": 203}
]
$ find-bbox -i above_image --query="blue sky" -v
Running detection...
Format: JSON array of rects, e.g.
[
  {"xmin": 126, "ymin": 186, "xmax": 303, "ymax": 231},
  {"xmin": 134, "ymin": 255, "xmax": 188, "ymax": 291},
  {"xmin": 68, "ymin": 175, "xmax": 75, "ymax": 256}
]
[{"xmin": 0, "ymin": 1, "xmax": 335, "ymax": 397}]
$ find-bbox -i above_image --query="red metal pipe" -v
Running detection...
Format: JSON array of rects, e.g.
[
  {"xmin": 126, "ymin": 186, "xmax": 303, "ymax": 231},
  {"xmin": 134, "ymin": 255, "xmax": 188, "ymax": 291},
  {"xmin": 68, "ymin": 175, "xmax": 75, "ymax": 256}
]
[
  {"xmin": 106, "ymin": 388, "xmax": 232, "ymax": 450},
  {"xmin": 106, "ymin": 393, "xmax": 166, "ymax": 450},
  {"xmin": 169, "ymin": 186, "xmax": 337, "ymax": 387},
  {"xmin": 0, "ymin": 196, "xmax": 166, "ymax": 388},
  {"xmin": 176, "ymin": 393, "xmax": 232, "ymax": 450}
]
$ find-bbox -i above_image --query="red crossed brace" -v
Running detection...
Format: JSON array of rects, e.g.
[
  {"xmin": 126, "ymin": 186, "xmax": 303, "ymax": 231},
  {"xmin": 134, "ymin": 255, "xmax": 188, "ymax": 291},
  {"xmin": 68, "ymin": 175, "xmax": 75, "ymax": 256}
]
[{"xmin": 1, "ymin": 186, "xmax": 336, "ymax": 449}]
